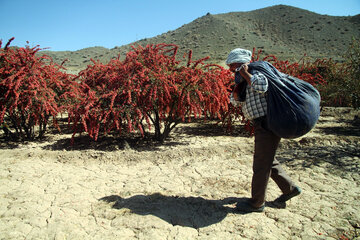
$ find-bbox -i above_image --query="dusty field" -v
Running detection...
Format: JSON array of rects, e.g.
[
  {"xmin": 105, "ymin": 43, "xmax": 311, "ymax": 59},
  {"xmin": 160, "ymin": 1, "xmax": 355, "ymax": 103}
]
[{"xmin": 0, "ymin": 107, "xmax": 359, "ymax": 239}]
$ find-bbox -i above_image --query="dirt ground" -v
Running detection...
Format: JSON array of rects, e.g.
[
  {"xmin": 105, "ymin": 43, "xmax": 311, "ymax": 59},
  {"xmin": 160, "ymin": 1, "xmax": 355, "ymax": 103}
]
[{"xmin": 0, "ymin": 107, "xmax": 359, "ymax": 240}]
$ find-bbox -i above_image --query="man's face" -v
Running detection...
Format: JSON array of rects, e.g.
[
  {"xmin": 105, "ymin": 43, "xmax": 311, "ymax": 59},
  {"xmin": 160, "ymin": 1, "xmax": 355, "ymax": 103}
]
[{"xmin": 228, "ymin": 63, "xmax": 243, "ymax": 73}]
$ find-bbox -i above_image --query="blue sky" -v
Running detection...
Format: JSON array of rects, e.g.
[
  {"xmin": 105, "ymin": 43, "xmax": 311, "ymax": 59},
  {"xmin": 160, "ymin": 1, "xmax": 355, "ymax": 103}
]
[{"xmin": 1, "ymin": 0, "xmax": 359, "ymax": 51}]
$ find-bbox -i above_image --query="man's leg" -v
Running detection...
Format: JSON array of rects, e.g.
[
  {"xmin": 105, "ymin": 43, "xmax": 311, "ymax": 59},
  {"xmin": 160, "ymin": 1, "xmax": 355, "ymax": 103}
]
[
  {"xmin": 250, "ymin": 119, "xmax": 281, "ymax": 207},
  {"xmin": 271, "ymin": 159, "xmax": 297, "ymax": 195}
]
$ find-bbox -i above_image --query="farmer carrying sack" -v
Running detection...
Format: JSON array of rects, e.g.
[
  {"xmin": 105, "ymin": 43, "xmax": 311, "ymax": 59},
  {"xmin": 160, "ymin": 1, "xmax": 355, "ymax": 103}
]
[{"xmin": 248, "ymin": 61, "xmax": 321, "ymax": 139}]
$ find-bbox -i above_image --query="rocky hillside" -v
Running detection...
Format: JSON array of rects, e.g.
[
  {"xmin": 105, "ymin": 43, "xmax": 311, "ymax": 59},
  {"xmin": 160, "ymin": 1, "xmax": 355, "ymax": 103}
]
[{"xmin": 40, "ymin": 5, "xmax": 360, "ymax": 73}]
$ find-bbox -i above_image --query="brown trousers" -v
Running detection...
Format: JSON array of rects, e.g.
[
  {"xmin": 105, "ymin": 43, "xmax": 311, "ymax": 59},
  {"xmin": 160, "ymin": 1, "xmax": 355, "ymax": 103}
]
[{"xmin": 250, "ymin": 117, "xmax": 296, "ymax": 207}]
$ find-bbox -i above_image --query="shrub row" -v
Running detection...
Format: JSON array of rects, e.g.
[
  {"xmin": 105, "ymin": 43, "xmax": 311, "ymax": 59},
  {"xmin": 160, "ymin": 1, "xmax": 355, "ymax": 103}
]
[{"xmin": 1, "ymin": 38, "xmax": 358, "ymax": 142}]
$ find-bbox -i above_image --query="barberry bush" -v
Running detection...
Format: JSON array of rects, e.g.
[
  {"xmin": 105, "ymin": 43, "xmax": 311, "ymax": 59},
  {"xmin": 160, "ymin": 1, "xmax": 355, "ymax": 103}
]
[
  {"xmin": 315, "ymin": 38, "xmax": 360, "ymax": 108},
  {"xmin": 68, "ymin": 44, "xmax": 233, "ymax": 142},
  {"xmin": 0, "ymin": 38, "xmax": 73, "ymax": 140},
  {"xmin": 3, "ymin": 37, "xmax": 356, "ymax": 144}
]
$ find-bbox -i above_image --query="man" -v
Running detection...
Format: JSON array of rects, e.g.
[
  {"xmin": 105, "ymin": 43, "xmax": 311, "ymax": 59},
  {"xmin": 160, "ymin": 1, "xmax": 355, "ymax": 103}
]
[{"xmin": 226, "ymin": 48, "xmax": 301, "ymax": 213}]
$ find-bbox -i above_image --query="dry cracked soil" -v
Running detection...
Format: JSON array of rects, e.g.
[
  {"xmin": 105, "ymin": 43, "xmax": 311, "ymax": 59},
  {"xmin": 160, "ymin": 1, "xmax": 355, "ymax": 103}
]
[{"xmin": 0, "ymin": 107, "xmax": 359, "ymax": 239}]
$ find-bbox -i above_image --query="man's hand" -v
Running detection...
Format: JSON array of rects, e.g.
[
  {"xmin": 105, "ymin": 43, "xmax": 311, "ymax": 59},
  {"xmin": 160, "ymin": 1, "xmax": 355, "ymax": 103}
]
[{"xmin": 238, "ymin": 63, "xmax": 252, "ymax": 85}]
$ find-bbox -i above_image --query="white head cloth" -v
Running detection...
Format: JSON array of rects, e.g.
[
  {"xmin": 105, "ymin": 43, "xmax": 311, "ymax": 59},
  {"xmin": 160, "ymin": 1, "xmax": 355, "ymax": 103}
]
[{"xmin": 226, "ymin": 48, "xmax": 252, "ymax": 65}]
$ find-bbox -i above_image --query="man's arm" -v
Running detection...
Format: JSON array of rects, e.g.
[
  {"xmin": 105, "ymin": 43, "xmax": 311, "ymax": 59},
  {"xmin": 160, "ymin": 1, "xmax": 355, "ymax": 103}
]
[{"xmin": 239, "ymin": 64, "xmax": 268, "ymax": 93}]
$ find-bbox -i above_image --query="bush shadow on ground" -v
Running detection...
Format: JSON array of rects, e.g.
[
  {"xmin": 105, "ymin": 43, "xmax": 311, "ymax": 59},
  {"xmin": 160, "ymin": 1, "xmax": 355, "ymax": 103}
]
[
  {"xmin": 277, "ymin": 143, "xmax": 359, "ymax": 177},
  {"xmin": 0, "ymin": 117, "xmax": 250, "ymax": 151},
  {"xmin": 41, "ymin": 134, "xmax": 189, "ymax": 152},
  {"xmin": 0, "ymin": 139, "xmax": 20, "ymax": 149},
  {"xmin": 318, "ymin": 125, "xmax": 360, "ymax": 137},
  {"xmin": 175, "ymin": 121, "xmax": 251, "ymax": 138},
  {"xmin": 42, "ymin": 120, "xmax": 249, "ymax": 152},
  {"xmin": 316, "ymin": 117, "xmax": 360, "ymax": 137}
]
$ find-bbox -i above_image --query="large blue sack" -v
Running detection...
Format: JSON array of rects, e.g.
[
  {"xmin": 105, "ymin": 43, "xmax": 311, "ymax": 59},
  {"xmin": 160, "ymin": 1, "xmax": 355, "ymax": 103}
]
[{"xmin": 248, "ymin": 61, "xmax": 321, "ymax": 139}]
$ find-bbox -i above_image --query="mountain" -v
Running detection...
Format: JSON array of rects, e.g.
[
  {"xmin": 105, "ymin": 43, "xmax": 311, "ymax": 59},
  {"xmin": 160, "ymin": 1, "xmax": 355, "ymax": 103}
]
[{"xmin": 40, "ymin": 5, "xmax": 360, "ymax": 73}]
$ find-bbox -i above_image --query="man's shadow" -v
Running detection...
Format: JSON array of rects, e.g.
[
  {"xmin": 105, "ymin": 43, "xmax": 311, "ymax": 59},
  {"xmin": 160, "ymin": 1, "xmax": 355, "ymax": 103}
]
[{"xmin": 99, "ymin": 193, "xmax": 247, "ymax": 229}]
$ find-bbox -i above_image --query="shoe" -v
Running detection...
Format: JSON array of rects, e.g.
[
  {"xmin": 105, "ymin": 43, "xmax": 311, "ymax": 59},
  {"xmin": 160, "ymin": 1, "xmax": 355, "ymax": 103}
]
[
  {"xmin": 236, "ymin": 200, "xmax": 265, "ymax": 213},
  {"xmin": 274, "ymin": 186, "xmax": 302, "ymax": 203},
  {"xmin": 268, "ymin": 200, "xmax": 286, "ymax": 209}
]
